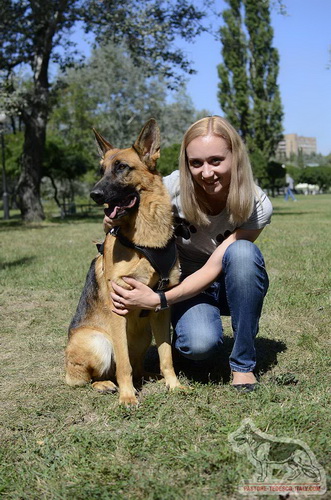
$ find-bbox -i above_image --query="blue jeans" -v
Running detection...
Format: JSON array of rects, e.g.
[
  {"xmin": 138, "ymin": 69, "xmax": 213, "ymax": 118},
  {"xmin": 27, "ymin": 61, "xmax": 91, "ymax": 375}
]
[{"xmin": 171, "ymin": 240, "xmax": 269, "ymax": 373}]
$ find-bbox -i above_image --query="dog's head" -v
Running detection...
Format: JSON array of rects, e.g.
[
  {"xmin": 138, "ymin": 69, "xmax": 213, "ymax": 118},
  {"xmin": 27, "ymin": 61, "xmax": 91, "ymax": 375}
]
[{"xmin": 90, "ymin": 119, "xmax": 160, "ymax": 220}]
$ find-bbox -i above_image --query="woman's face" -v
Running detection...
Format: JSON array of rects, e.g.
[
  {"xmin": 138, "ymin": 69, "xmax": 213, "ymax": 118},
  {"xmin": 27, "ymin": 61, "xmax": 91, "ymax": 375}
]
[{"xmin": 186, "ymin": 134, "xmax": 232, "ymax": 198}]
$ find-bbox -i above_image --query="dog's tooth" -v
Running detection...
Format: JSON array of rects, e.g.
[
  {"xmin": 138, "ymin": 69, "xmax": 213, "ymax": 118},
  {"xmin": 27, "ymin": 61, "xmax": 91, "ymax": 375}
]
[{"xmin": 104, "ymin": 203, "xmax": 109, "ymax": 208}]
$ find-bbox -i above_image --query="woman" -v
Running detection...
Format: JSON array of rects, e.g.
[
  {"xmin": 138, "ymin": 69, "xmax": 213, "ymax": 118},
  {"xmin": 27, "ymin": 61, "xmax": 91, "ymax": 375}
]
[{"xmin": 106, "ymin": 116, "xmax": 272, "ymax": 391}]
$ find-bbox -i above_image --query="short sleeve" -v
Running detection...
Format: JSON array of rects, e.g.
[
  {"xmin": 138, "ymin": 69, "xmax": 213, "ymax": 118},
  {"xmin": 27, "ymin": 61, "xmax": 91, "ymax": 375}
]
[
  {"xmin": 163, "ymin": 170, "xmax": 180, "ymax": 197},
  {"xmin": 239, "ymin": 187, "xmax": 273, "ymax": 230}
]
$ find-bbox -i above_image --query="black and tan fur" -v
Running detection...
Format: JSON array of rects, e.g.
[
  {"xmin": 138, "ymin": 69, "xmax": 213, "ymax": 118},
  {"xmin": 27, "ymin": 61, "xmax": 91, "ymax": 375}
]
[{"xmin": 65, "ymin": 119, "xmax": 182, "ymax": 405}]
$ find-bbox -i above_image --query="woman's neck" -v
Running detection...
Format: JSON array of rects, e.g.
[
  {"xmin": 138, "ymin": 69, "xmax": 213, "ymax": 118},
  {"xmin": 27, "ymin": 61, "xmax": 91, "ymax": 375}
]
[{"xmin": 202, "ymin": 191, "xmax": 229, "ymax": 216}]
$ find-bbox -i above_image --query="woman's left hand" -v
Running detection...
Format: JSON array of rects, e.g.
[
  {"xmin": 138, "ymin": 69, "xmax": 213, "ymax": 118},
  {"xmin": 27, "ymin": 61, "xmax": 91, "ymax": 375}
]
[{"xmin": 111, "ymin": 277, "xmax": 160, "ymax": 316}]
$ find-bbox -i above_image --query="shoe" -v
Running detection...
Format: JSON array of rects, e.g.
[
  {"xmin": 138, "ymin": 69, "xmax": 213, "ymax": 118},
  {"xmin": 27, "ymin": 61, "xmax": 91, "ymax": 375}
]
[{"xmin": 232, "ymin": 383, "xmax": 259, "ymax": 393}]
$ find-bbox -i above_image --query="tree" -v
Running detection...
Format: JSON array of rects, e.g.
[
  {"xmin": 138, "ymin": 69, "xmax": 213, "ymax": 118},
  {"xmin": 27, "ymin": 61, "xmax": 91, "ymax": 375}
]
[
  {"xmin": 43, "ymin": 135, "xmax": 94, "ymax": 211},
  {"xmin": 0, "ymin": 0, "xmax": 205, "ymax": 221},
  {"xmin": 218, "ymin": 0, "xmax": 250, "ymax": 140},
  {"xmin": 50, "ymin": 42, "xmax": 198, "ymax": 150},
  {"xmin": 218, "ymin": 0, "xmax": 283, "ymax": 160},
  {"xmin": 265, "ymin": 160, "xmax": 284, "ymax": 196},
  {"xmin": 299, "ymin": 166, "xmax": 331, "ymax": 192},
  {"xmin": 158, "ymin": 143, "xmax": 181, "ymax": 176}
]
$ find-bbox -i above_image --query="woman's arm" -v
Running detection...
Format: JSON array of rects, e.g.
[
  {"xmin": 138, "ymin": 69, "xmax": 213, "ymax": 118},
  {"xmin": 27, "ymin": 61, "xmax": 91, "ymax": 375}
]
[{"xmin": 111, "ymin": 228, "xmax": 262, "ymax": 315}]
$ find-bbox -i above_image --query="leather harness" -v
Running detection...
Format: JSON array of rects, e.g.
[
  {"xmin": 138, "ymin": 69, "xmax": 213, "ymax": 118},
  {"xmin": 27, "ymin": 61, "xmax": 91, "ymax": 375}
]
[{"xmin": 97, "ymin": 226, "xmax": 177, "ymax": 291}]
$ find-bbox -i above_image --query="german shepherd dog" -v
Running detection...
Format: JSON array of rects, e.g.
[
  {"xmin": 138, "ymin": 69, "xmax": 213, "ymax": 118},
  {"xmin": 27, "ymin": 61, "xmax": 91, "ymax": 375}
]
[{"xmin": 65, "ymin": 119, "xmax": 182, "ymax": 406}]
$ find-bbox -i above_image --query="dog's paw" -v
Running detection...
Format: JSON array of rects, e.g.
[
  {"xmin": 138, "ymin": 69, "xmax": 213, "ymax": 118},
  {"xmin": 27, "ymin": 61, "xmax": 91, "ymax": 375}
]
[
  {"xmin": 92, "ymin": 380, "xmax": 117, "ymax": 393},
  {"xmin": 166, "ymin": 378, "xmax": 190, "ymax": 392},
  {"xmin": 119, "ymin": 394, "xmax": 139, "ymax": 406},
  {"xmin": 169, "ymin": 384, "xmax": 190, "ymax": 392}
]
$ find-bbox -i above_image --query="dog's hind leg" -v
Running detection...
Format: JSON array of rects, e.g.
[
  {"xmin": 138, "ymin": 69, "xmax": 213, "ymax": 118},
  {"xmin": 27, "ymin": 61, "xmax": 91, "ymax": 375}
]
[{"xmin": 65, "ymin": 328, "xmax": 115, "ymax": 390}]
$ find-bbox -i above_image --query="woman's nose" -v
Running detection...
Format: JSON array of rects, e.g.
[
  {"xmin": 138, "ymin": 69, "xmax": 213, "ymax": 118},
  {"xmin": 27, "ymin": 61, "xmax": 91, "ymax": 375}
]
[{"xmin": 202, "ymin": 162, "xmax": 213, "ymax": 178}]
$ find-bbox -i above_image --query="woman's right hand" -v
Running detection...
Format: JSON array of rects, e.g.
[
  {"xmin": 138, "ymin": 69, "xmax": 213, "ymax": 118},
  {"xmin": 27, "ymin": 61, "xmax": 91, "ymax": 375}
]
[{"xmin": 110, "ymin": 277, "xmax": 160, "ymax": 316}]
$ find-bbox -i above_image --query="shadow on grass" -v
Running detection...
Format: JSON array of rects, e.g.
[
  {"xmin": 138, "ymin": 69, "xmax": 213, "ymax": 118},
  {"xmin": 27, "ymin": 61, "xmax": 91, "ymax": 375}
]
[
  {"xmin": 0, "ymin": 212, "xmax": 103, "ymax": 231},
  {"xmin": 49, "ymin": 213, "xmax": 103, "ymax": 224},
  {"xmin": 272, "ymin": 211, "xmax": 312, "ymax": 216},
  {"xmin": 144, "ymin": 336, "xmax": 287, "ymax": 385},
  {"xmin": 0, "ymin": 255, "xmax": 36, "ymax": 270},
  {"xmin": 272, "ymin": 205, "xmax": 317, "ymax": 216}
]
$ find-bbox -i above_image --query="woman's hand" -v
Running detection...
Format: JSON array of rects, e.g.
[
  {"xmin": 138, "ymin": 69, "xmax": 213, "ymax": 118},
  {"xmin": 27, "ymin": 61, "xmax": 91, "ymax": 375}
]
[
  {"xmin": 111, "ymin": 277, "xmax": 160, "ymax": 316},
  {"xmin": 103, "ymin": 214, "xmax": 116, "ymax": 233}
]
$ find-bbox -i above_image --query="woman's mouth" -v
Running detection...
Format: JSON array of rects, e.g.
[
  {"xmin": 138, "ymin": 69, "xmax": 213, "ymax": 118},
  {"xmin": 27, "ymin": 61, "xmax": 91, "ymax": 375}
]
[{"xmin": 202, "ymin": 178, "xmax": 219, "ymax": 186}]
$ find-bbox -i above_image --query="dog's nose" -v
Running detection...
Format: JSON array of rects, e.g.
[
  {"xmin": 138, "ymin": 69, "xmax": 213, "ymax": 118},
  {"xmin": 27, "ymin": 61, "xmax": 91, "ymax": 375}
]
[{"xmin": 90, "ymin": 189, "xmax": 105, "ymax": 205}]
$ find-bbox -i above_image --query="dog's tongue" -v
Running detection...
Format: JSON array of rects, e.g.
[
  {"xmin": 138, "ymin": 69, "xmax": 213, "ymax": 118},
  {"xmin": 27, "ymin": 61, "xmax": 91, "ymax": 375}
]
[
  {"xmin": 105, "ymin": 196, "xmax": 137, "ymax": 219},
  {"xmin": 109, "ymin": 206, "xmax": 119, "ymax": 218}
]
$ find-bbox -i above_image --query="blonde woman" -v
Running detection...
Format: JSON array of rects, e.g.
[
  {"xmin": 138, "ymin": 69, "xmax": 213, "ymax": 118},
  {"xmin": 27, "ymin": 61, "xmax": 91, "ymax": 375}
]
[{"xmin": 107, "ymin": 116, "xmax": 272, "ymax": 392}]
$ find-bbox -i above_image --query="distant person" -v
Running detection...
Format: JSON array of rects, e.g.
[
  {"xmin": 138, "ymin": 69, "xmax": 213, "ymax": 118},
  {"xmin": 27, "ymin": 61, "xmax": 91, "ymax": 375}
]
[
  {"xmin": 284, "ymin": 174, "xmax": 297, "ymax": 202},
  {"xmin": 106, "ymin": 116, "xmax": 272, "ymax": 392}
]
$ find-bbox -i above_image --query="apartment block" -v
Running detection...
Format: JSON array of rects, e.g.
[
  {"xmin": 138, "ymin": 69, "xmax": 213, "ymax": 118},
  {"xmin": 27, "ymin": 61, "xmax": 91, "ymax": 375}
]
[{"xmin": 277, "ymin": 134, "xmax": 317, "ymax": 159}]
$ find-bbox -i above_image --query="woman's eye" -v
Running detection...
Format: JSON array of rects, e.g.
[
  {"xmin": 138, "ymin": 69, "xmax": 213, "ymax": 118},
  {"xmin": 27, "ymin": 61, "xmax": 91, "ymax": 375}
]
[
  {"xmin": 211, "ymin": 158, "xmax": 222, "ymax": 165},
  {"xmin": 190, "ymin": 160, "xmax": 202, "ymax": 167}
]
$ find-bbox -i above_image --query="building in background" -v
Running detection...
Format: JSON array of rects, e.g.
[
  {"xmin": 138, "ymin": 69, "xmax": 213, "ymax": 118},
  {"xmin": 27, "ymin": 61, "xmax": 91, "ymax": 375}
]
[{"xmin": 277, "ymin": 134, "xmax": 317, "ymax": 159}]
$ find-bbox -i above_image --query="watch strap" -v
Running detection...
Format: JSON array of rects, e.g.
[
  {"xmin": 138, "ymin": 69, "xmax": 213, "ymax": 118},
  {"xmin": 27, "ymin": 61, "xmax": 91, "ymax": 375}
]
[{"xmin": 154, "ymin": 291, "xmax": 168, "ymax": 312}]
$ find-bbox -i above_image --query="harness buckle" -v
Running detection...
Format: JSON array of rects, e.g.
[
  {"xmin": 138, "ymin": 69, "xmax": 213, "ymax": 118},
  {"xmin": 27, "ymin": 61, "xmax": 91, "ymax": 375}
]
[{"xmin": 157, "ymin": 278, "xmax": 170, "ymax": 291}]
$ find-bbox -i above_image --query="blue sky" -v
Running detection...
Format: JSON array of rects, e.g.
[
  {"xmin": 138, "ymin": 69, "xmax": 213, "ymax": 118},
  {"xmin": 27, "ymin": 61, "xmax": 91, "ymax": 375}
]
[{"xmin": 176, "ymin": 0, "xmax": 331, "ymax": 155}]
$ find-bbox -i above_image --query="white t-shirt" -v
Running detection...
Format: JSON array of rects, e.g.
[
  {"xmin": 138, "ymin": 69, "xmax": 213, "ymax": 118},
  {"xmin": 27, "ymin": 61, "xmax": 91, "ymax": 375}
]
[{"xmin": 163, "ymin": 170, "xmax": 273, "ymax": 276}]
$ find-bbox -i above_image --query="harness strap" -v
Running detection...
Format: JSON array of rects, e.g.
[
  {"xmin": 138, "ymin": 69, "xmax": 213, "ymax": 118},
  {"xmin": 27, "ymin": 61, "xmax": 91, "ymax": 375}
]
[{"xmin": 97, "ymin": 226, "xmax": 177, "ymax": 291}]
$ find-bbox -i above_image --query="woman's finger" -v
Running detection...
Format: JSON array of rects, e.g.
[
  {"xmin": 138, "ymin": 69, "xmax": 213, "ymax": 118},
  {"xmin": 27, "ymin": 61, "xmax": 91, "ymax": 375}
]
[
  {"xmin": 121, "ymin": 276, "xmax": 142, "ymax": 287},
  {"xmin": 112, "ymin": 306, "xmax": 129, "ymax": 316},
  {"xmin": 110, "ymin": 291, "xmax": 126, "ymax": 304}
]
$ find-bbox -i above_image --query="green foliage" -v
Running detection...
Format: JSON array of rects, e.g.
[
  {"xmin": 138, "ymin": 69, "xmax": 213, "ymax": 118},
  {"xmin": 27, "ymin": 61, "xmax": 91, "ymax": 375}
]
[
  {"xmin": 265, "ymin": 160, "xmax": 285, "ymax": 194},
  {"xmin": 285, "ymin": 164, "xmax": 301, "ymax": 183},
  {"xmin": 158, "ymin": 143, "xmax": 181, "ymax": 176},
  {"xmin": 0, "ymin": 131, "xmax": 23, "ymax": 201},
  {"xmin": 251, "ymin": 153, "xmax": 285, "ymax": 194},
  {"xmin": 2, "ymin": 131, "xmax": 23, "ymax": 178},
  {"xmin": 299, "ymin": 166, "xmax": 331, "ymax": 192},
  {"xmin": 49, "ymin": 43, "xmax": 198, "ymax": 151},
  {"xmin": 0, "ymin": 0, "xmax": 206, "ymax": 221},
  {"xmin": 250, "ymin": 149, "xmax": 267, "ymax": 182},
  {"xmin": 0, "ymin": 0, "xmax": 206, "ymax": 86},
  {"xmin": 285, "ymin": 151, "xmax": 331, "ymax": 169},
  {"xmin": 43, "ymin": 136, "xmax": 94, "ymax": 181},
  {"xmin": 218, "ymin": 0, "xmax": 283, "ymax": 160},
  {"xmin": 218, "ymin": 0, "xmax": 250, "ymax": 138}
]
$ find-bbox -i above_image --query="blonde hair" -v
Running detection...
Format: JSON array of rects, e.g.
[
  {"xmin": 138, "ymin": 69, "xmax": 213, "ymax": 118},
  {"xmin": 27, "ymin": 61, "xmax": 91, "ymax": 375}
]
[{"xmin": 179, "ymin": 116, "xmax": 256, "ymax": 227}]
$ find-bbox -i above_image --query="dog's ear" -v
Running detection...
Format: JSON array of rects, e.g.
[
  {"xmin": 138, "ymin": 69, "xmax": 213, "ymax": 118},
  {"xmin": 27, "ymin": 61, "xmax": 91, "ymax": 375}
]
[
  {"xmin": 93, "ymin": 128, "xmax": 113, "ymax": 157},
  {"xmin": 133, "ymin": 119, "xmax": 160, "ymax": 170}
]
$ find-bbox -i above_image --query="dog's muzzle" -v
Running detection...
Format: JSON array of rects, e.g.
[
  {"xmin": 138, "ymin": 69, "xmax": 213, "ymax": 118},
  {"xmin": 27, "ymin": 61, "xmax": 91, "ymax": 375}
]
[{"xmin": 90, "ymin": 187, "xmax": 140, "ymax": 220}]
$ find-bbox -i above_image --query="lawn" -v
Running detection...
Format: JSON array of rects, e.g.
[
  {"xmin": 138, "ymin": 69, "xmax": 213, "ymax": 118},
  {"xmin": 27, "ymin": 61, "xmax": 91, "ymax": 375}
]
[{"xmin": 0, "ymin": 194, "xmax": 330, "ymax": 499}]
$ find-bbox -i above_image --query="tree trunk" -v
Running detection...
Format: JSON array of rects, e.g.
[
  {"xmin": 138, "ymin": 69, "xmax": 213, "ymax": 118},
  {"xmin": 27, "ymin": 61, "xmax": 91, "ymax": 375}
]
[{"xmin": 17, "ymin": 108, "xmax": 46, "ymax": 221}]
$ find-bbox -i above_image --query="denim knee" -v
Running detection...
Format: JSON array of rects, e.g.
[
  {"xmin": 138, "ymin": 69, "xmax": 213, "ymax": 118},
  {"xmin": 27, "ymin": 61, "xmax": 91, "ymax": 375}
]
[
  {"xmin": 172, "ymin": 299, "xmax": 223, "ymax": 361},
  {"xmin": 174, "ymin": 332, "xmax": 222, "ymax": 361},
  {"xmin": 223, "ymin": 240, "xmax": 268, "ymax": 288}
]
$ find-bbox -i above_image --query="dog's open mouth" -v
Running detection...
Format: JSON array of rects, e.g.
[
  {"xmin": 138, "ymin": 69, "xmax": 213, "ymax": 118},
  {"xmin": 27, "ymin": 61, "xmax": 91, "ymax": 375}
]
[{"xmin": 104, "ymin": 194, "xmax": 138, "ymax": 219}]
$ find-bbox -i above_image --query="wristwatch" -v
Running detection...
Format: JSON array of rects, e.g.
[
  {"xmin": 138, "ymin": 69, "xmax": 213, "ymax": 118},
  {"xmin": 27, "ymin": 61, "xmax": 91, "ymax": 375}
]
[{"xmin": 154, "ymin": 291, "xmax": 169, "ymax": 312}]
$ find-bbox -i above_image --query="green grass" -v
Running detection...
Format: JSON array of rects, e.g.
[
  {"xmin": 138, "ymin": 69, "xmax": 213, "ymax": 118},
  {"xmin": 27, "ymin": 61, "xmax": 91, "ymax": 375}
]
[{"xmin": 0, "ymin": 194, "xmax": 330, "ymax": 499}]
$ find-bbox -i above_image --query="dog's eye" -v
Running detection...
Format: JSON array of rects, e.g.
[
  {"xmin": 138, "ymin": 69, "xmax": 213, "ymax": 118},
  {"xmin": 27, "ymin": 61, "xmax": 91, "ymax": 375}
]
[
  {"xmin": 99, "ymin": 166, "xmax": 105, "ymax": 176},
  {"xmin": 114, "ymin": 160, "xmax": 129, "ymax": 172}
]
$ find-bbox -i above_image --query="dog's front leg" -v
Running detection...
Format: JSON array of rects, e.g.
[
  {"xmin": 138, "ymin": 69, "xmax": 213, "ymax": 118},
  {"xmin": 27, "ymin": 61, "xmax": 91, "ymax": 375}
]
[
  {"xmin": 111, "ymin": 314, "xmax": 138, "ymax": 406},
  {"xmin": 150, "ymin": 310, "xmax": 184, "ymax": 390}
]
